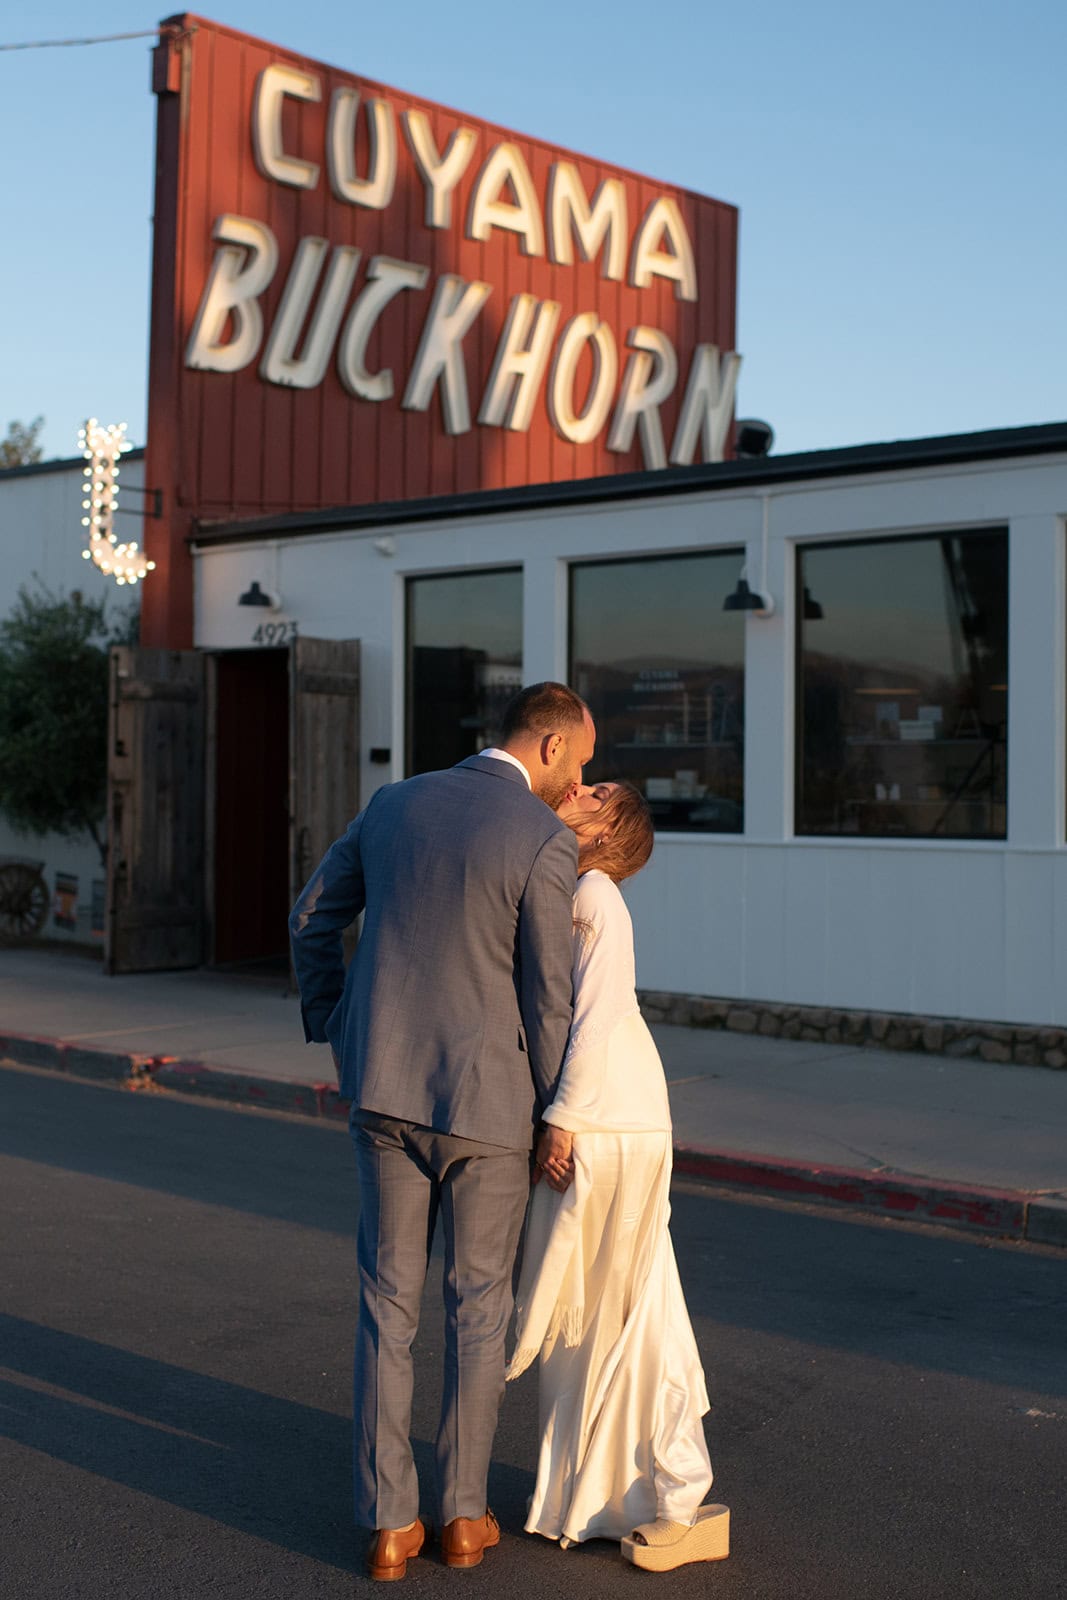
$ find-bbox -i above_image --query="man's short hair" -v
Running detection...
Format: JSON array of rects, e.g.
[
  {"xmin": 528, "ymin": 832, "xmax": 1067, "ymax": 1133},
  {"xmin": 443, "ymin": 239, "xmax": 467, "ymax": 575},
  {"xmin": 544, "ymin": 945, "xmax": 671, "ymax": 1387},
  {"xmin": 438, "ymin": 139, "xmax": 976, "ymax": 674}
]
[{"xmin": 499, "ymin": 681, "xmax": 588, "ymax": 742}]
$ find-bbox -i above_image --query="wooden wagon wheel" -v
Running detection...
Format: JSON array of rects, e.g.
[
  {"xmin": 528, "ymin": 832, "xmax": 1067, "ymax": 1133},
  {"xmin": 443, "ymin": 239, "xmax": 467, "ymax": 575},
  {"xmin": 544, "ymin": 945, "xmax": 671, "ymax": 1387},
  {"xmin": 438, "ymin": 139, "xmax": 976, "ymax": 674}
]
[{"xmin": 0, "ymin": 862, "xmax": 50, "ymax": 940}]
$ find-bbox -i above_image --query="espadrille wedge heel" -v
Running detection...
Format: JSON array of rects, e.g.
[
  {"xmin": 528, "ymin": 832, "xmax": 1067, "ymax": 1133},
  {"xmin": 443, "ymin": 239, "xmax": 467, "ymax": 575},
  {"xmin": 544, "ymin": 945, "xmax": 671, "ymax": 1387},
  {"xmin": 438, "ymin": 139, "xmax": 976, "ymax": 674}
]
[{"xmin": 620, "ymin": 1502, "xmax": 730, "ymax": 1571}]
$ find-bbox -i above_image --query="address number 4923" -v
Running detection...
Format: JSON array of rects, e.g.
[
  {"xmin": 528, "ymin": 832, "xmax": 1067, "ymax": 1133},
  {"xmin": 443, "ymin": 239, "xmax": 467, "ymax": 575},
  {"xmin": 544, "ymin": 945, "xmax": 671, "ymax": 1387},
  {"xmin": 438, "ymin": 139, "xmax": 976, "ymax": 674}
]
[{"xmin": 251, "ymin": 621, "xmax": 298, "ymax": 645}]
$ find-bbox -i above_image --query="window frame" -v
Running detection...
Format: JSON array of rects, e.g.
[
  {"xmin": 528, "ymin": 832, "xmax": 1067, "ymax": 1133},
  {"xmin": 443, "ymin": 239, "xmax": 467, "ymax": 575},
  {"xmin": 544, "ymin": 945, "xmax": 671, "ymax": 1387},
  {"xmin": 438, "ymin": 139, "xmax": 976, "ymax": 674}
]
[
  {"xmin": 567, "ymin": 545, "xmax": 747, "ymax": 836},
  {"xmin": 793, "ymin": 525, "xmax": 1010, "ymax": 843},
  {"xmin": 403, "ymin": 563, "xmax": 523, "ymax": 777}
]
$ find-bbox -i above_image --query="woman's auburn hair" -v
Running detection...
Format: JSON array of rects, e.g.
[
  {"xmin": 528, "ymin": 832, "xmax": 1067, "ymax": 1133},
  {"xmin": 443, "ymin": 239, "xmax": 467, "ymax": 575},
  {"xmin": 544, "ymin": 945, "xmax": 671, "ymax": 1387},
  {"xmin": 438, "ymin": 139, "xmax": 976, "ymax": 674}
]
[{"xmin": 577, "ymin": 780, "xmax": 654, "ymax": 885}]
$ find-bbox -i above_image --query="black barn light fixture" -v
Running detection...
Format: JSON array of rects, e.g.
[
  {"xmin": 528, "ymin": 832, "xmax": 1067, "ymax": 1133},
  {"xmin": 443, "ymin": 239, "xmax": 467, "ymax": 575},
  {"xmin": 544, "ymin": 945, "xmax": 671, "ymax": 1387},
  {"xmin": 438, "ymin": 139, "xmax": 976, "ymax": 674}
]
[
  {"xmin": 723, "ymin": 570, "xmax": 765, "ymax": 612},
  {"xmin": 723, "ymin": 493, "xmax": 775, "ymax": 617},
  {"xmin": 238, "ymin": 580, "xmax": 275, "ymax": 607}
]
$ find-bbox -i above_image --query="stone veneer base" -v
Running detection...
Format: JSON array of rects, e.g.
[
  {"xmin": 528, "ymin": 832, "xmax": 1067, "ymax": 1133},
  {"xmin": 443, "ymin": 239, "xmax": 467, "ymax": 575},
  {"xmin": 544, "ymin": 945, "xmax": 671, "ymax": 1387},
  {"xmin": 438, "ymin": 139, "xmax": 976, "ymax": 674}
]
[{"xmin": 637, "ymin": 991, "xmax": 1067, "ymax": 1071}]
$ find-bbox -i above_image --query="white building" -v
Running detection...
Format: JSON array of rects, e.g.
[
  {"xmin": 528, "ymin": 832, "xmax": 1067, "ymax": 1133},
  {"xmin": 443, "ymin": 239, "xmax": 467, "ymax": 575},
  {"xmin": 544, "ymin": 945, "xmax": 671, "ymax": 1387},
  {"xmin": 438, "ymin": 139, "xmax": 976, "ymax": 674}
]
[
  {"xmin": 0, "ymin": 450, "xmax": 145, "ymax": 944},
  {"xmin": 186, "ymin": 422, "xmax": 1067, "ymax": 1029}
]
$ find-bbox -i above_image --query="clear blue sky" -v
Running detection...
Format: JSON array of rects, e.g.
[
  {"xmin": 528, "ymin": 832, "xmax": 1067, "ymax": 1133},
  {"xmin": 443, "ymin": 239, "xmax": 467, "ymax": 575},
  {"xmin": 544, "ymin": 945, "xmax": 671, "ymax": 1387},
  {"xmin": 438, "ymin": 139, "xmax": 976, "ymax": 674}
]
[{"xmin": 1, "ymin": 1, "xmax": 1063, "ymax": 463}]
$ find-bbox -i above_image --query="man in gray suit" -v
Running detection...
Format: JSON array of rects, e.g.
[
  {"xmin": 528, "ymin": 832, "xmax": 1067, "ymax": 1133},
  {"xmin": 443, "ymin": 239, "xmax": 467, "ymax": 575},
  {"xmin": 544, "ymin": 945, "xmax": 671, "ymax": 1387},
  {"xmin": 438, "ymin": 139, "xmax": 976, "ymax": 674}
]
[{"xmin": 289, "ymin": 682, "xmax": 594, "ymax": 1580}]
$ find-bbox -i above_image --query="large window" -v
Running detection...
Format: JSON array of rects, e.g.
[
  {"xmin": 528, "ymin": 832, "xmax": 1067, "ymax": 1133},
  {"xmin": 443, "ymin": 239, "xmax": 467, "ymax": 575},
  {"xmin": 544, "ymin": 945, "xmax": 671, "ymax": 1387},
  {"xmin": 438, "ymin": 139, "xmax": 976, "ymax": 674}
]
[
  {"xmin": 797, "ymin": 530, "xmax": 1008, "ymax": 838},
  {"xmin": 406, "ymin": 569, "xmax": 522, "ymax": 774},
  {"xmin": 570, "ymin": 552, "xmax": 745, "ymax": 832}
]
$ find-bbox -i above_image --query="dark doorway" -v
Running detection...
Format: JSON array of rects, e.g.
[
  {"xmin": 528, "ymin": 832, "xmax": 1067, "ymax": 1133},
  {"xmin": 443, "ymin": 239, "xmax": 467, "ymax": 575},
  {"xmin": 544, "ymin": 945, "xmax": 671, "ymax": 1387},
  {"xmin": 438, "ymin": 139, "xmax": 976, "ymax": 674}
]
[{"xmin": 213, "ymin": 650, "xmax": 290, "ymax": 967}]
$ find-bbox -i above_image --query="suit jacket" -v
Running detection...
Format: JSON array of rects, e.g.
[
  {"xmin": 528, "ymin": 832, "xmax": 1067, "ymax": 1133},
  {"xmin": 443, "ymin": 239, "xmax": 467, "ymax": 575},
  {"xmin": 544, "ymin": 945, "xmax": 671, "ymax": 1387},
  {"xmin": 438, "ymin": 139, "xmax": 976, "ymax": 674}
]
[{"xmin": 289, "ymin": 754, "xmax": 578, "ymax": 1150}]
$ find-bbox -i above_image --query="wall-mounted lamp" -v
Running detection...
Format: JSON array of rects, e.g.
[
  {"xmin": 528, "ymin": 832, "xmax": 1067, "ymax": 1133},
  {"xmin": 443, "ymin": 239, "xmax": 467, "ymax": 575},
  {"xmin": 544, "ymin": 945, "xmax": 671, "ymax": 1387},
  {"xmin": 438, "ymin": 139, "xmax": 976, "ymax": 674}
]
[
  {"xmin": 723, "ymin": 569, "xmax": 772, "ymax": 613},
  {"xmin": 723, "ymin": 493, "xmax": 776, "ymax": 617},
  {"xmin": 238, "ymin": 580, "xmax": 281, "ymax": 609}
]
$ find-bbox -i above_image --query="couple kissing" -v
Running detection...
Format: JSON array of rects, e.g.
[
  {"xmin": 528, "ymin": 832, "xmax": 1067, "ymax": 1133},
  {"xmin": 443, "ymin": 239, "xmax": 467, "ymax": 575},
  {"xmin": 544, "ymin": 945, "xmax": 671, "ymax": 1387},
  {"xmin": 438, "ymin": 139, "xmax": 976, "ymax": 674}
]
[{"xmin": 290, "ymin": 681, "xmax": 729, "ymax": 1579}]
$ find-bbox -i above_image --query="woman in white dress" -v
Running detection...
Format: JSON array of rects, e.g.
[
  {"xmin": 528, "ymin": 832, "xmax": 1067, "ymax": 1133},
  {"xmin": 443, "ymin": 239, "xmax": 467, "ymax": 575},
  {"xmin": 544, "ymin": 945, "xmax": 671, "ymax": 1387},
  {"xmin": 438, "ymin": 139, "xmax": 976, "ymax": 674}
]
[{"xmin": 507, "ymin": 781, "xmax": 730, "ymax": 1573}]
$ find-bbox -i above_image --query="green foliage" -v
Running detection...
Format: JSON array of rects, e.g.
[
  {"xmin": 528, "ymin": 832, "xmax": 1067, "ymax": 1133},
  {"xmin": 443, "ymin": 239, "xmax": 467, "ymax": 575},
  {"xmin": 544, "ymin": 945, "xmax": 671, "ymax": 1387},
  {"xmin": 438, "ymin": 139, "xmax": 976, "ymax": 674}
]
[
  {"xmin": 0, "ymin": 417, "xmax": 45, "ymax": 469},
  {"xmin": 0, "ymin": 585, "xmax": 116, "ymax": 860},
  {"xmin": 109, "ymin": 597, "xmax": 143, "ymax": 648}
]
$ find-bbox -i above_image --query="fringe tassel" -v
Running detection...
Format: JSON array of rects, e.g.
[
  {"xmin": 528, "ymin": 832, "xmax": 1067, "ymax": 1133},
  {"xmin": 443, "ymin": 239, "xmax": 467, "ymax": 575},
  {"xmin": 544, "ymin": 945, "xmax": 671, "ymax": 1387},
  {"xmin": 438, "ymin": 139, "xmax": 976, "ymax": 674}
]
[
  {"xmin": 546, "ymin": 1303, "xmax": 585, "ymax": 1347},
  {"xmin": 505, "ymin": 1347, "xmax": 538, "ymax": 1382},
  {"xmin": 559, "ymin": 1306, "xmax": 584, "ymax": 1347},
  {"xmin": 506, "ymin": 1304, "xmax": 584, "ymax": 1381}
]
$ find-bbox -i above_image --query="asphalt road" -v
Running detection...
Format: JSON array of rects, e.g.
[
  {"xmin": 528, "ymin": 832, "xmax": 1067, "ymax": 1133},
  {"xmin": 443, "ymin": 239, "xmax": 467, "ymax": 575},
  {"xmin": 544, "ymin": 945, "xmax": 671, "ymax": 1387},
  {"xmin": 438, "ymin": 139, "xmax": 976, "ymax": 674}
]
[{"xmin": 2, "ymin": 1064, "xmax": 1065, "ymax": 1600}]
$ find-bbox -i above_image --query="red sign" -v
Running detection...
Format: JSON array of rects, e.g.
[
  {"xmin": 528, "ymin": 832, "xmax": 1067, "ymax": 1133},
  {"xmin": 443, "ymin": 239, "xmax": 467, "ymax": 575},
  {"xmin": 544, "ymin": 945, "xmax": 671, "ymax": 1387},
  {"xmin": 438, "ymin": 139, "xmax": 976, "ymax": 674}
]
[{"xmin": 142, "ymin": 14, "xmax": 738, "ymax": 644}]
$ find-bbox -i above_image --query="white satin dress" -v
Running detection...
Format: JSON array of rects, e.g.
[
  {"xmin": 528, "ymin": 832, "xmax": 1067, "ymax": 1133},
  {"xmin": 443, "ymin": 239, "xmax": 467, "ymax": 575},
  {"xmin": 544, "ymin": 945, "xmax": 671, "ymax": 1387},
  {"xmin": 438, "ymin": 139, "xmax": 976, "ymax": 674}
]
[{"xmin": 507, "ymin": 868, "xmax": 713, "ymax": 1546}]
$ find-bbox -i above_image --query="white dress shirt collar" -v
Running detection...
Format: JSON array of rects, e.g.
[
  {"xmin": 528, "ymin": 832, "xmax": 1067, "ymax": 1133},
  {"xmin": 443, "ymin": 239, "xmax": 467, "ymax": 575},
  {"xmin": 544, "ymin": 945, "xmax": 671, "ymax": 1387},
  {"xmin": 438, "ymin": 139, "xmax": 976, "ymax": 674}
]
[{"xmin": 479, "ymin": 746, "xmax": 532, "ymax": 789}]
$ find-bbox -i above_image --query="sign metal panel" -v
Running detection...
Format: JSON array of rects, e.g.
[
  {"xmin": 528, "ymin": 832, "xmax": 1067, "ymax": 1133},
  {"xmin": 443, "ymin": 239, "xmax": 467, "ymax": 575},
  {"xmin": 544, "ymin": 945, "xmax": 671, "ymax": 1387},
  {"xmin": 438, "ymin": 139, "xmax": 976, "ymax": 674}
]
[{"xmin": 142, "ymin": 14, "xmax": 739, "ymax": 644}]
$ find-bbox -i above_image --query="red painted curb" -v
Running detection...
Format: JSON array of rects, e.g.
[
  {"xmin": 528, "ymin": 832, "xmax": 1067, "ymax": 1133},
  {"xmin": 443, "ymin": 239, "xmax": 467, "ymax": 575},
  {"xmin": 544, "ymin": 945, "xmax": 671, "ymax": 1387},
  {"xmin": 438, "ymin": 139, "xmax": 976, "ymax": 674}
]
[{"xmin": 673, "ymin": 1143, "xmax": 1029, "ymax": 1238}]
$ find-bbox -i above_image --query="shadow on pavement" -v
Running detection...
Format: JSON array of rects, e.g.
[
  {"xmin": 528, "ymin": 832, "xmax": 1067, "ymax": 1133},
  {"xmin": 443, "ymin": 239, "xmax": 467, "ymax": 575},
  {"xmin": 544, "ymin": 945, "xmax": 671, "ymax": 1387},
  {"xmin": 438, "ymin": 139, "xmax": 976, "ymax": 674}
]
[
  {"xmin": 0, "ymin": 1313, "xmax": 355, "ymax": 1568},
  {"xmin": 0, "ymin": 1313, "xmax": 537, "ymax": 1571}
]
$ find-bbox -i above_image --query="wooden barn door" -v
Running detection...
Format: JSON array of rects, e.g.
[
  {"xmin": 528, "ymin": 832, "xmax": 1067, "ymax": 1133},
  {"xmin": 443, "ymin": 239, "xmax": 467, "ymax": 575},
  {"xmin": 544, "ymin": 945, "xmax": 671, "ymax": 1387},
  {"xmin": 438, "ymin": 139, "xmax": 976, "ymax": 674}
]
[
  {"xmin": 106, "ymin": 646, "xmax": 206, "ymax": 973},
  {"xmin": 288, "ymin": 638, "xmax": 361, "ymax": 912}
]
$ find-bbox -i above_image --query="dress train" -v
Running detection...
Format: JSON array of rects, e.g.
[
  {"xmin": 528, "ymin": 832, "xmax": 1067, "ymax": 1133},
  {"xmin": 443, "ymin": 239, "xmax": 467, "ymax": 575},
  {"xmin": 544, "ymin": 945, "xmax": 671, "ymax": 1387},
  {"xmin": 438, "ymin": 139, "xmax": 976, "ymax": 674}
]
[{"xmin": 508, "ymin": 1130, "xmax": 712, "ymax": 1545}]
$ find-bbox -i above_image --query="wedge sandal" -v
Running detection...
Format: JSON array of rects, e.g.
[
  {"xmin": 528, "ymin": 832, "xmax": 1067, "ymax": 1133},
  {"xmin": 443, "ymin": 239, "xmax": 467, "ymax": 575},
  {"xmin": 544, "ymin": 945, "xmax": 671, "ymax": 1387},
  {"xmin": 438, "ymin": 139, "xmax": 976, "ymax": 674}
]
[{"xmin": 620, "ymin": 1502, "xmax": 730, "ymax": 1571}]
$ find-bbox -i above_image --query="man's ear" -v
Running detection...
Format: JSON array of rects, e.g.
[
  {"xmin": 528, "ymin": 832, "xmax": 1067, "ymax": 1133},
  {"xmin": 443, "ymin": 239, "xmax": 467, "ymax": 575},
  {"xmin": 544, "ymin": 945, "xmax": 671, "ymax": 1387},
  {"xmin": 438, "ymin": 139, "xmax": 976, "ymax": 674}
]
[{"xmin": 542, "ymin": 732, "xmax": 563, "ymax": 765}]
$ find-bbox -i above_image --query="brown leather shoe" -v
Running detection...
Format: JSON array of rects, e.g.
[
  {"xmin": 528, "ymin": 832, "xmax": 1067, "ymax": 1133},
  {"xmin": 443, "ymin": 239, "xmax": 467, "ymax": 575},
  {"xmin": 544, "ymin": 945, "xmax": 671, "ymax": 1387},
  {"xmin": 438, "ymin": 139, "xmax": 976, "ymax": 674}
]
[
  {"xmin": 366, "ymin": 1518, "xmax": 425, "ymax": 1581},
  {"xmin": 440, "ymin": 1509, "xmax": 501, "ymax": 1568}
]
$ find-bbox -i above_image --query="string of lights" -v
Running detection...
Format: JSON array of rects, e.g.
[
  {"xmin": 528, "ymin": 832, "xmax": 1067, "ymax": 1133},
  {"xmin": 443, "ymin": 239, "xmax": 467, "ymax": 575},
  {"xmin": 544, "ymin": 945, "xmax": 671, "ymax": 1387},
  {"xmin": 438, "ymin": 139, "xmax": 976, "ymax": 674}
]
[{"xmin": 78, "ymin": 420, "xmax": 156, "ymax": 587}]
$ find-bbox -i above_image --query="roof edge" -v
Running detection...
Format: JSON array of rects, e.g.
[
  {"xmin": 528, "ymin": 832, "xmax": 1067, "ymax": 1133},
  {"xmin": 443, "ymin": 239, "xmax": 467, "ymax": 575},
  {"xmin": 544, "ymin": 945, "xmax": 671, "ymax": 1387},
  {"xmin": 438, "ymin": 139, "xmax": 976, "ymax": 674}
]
[{"xmin": 0, "ymin": 447, "xmax": 146, "ymax": 484}]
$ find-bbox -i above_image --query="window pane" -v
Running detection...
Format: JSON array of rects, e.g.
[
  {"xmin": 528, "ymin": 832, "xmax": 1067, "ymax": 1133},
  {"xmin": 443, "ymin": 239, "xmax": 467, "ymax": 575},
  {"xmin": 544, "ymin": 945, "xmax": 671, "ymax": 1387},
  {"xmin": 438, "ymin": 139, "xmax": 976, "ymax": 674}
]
[
  {"xmin": 406, "ymin": 569, "xmax": 522, "ymax": 774},
  {"xmin": 570, "ymin": 552, "xmax": 745, "ymax": 832},
  {"xmin": 797, "ymin": 531, "xmax": 1008, "ymax": 838}
]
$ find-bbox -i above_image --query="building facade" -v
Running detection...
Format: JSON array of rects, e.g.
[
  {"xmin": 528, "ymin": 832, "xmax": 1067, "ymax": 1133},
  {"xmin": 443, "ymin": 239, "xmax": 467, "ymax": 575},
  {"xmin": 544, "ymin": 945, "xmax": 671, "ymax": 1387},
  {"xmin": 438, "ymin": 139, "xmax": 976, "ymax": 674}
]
[
  {"xmin": 187, "ymin": 426, "xmax": 1067, "ymax": 1026},
  {"xmin": 91, "ymin": 16, "xmax": 1067, "ymax": 1031}
]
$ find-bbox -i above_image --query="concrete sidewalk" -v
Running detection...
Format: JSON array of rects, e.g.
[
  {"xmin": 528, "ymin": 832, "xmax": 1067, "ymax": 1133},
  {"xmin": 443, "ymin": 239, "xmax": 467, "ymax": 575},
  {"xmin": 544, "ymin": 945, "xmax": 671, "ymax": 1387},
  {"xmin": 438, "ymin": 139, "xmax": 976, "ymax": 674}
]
[{"xmin": 2, "ymin": 945, "xmax": 1066, "ymax": 1246}]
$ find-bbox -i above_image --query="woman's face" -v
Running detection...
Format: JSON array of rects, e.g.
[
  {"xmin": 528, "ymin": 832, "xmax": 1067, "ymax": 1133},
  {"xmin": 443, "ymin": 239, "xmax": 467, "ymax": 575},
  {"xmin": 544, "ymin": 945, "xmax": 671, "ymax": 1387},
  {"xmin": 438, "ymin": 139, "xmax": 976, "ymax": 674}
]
[{"xmin": 556, "ymin": 781, "xmax": 618, "ymax": 834}]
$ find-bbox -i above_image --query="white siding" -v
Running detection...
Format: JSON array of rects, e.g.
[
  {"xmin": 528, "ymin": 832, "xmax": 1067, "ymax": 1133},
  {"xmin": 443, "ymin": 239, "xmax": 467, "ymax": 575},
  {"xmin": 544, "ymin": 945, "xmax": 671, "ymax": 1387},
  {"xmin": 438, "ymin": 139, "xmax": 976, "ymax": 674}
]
[{"xmin": 193, "ymin": 446, "xmax": 1067, "ymax": 1025}]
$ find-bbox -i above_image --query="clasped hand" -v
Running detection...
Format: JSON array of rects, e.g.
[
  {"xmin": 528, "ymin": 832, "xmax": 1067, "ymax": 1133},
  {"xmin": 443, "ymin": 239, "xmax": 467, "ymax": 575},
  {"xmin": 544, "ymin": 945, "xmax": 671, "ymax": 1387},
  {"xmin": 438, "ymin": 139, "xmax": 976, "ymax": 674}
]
[{"xmin": 534, "ymin": 1124, "xmax": 574, "ymax": 1191}]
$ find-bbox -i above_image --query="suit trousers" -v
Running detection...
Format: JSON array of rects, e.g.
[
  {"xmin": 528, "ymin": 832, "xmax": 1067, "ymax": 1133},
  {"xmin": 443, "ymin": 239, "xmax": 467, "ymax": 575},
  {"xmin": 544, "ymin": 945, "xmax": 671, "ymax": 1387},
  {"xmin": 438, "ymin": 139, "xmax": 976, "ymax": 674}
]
[{"xmin": 350, "ymin": 1109, "xmax": 530, "ymax": 1529}]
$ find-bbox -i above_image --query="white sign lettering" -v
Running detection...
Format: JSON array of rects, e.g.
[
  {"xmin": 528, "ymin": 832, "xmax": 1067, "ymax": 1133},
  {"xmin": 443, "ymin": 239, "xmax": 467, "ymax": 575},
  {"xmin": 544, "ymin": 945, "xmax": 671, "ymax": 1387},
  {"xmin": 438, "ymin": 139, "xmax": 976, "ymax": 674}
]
[
  {"xmin": 186, "ymin": 215, "xmax": 279, "ymax": 372},
  {"xmin": 548, "ymin": 313, "xmax": 618, "ymax": 445},
  {"xmin": 669, "ymin": 344, "xmax": 741, "ymax": 466},
  {"xmin": 402, "ymin": 110, "xmax": 478, "ymax": 229},
  {"xmin": 478, "ymin": 294, "xmax": 562, "ymax": 431},
  {"xmin": 248, "ymin": 67, "xmax": 699, "ymax": 296},
  {"xmin": 402, "ymin": 274, "xmax": 493, "ymax": 435},
  {"xmin": 548, "ymin": 164, "xmax": 627, "ymax": 281},
  {"xmin": 252, "ymin": 64, "xmax": 321, "ymax": 190},
  {"xmin": 629, "ymin": 197, "xmax": 697, "ymax": 302},
  {"xmin": 327, "ymin": 88, "xmax": 397, "ymax": 209},
  {"xmin": 187, "ymin": 219, "xmax": 741, "ymax": 465},
  {"xmin": 339, "ymin": 256, "xmax": 430, "ymax": 401},
  {"xmin": 467, "ymin": 143, "xmax": 545, "ymax": 256},
  {"xmin": 260, "ymin": 237, "xmax": 362, "ymax": 388},
  {"xmin": 607, "ymin": 326, "xmax": 679, "ymax": 470},
  {"xmin": 184, "ymin": 67, "xmax": 740, "ymax": 468}
]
